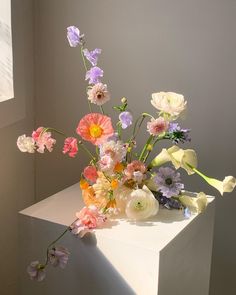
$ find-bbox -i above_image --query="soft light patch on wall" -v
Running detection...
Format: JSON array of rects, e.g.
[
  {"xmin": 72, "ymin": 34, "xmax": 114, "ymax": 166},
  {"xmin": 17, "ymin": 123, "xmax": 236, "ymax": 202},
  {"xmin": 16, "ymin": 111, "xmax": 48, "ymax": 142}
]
[{"xmin": 0, "ymin": 0, "xmax": 14, "ymax": 102}]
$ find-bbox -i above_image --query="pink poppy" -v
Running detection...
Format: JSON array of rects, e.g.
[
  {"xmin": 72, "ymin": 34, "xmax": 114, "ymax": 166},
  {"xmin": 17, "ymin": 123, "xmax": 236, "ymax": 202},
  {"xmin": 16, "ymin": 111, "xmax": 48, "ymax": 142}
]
[
  {"xmin": 76, "ymin": 113, "xmax": 114, "ymax": 145},
  {"xmin": 63, "ymin": 137, "xmax": 78, "ymax": 157}
]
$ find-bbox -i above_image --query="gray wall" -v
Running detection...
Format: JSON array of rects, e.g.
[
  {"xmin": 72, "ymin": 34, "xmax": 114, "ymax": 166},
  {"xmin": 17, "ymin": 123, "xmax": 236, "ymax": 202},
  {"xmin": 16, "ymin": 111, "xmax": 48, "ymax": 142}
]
[
  {"xmin": 33, "ymin": 0, "xmax": 235, "ymax": 294},
  {"xmin": 0, "ymin": 0, "xmax": 35, "ymax": 294}
]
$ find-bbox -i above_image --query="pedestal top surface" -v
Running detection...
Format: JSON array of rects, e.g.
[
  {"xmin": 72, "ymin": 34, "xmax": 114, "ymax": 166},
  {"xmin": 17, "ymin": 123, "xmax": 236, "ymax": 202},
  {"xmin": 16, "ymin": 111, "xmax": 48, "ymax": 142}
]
[{"xmin": 20, "ymin": 182, "xmax": 214, "ymax": 252}]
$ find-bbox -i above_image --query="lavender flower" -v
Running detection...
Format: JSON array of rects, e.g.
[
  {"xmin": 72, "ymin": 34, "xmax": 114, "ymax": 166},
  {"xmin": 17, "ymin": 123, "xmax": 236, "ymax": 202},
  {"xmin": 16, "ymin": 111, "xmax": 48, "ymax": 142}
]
[
  {"xmin": 27, "ymin": 261, "xmax": 46, "ymax": 282},
  {"xmin": 168, "ymin": 123, "xmax": 191, "ymax": 144},
  {"xmin": 83, "ymin": 48, "xmax": 102, "ymax": 66},
  {"xmin": 119, "ymin": 111, "xmax": 133, "ymax": 129},
  {"xmin": 154, "ymin": 166, "xmax": 184, "ymax": 198},
  {"xmin": 67, "ymin": 26, "xmax": 84, "ymax": 47},
  {"xmin": 49, "ymin": 246, "xmax": 70, "ymax": 269},
  {"xmin": 85, "ymin": 66, "xmax": 104, "ymax": 84}
]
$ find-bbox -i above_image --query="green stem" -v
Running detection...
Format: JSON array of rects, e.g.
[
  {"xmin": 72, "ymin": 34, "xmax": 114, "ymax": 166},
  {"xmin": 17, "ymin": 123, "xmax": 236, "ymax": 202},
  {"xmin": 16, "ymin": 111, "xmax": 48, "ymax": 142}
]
[
  {"xmin": 41, "ymin": 127, "xmax": 66, "ymax": 137},
  {"xmin": 80, "ymin": 46, "xmax": 88, "ymax": 71},
  {"xmin": 80, "ymin": 46, "xmax": 92, "ymax": 112},
  {"xmin": 79, "ymin": 142, "xmax": 96, "ymax": 162},
  {"xmin": 139, "ymin": 135, "xmax": 153, "ymax": 161},
  {"xmin": 100, "ymin": 105, "xmax": 105, "ymax": 114},
  {"xmin": 44, "ymin": 225, "xmax": 71, "ymax": 266}
]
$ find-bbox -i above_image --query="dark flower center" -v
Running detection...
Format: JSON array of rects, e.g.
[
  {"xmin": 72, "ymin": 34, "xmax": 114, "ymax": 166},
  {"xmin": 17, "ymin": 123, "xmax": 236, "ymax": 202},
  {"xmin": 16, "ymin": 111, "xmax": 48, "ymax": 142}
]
[
  {"xmin": 96, "ymin": 91, "xmax": 104, "ymax": 99},
  {"xmin": 165, "ymin": 178, "xmax": 173, "ymax": 185}
]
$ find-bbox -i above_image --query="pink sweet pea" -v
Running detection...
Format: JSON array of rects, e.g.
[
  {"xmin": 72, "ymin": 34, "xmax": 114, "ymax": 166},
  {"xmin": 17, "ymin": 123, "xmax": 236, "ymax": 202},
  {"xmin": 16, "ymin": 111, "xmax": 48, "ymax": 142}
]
[
  {"xmin": 63, "ymin": 137, "xmax": 78, "ymax": 158},
  {"xmin": 83, "ymin": 166, "xmax": 98, "ymax": 182},
  {"xmin": 32, "ymin": 127, "xmax": 56, "ymax": 153},
  {"xmin": 71, "ymin": 206, "xmax": 106, "ymax": 237}
]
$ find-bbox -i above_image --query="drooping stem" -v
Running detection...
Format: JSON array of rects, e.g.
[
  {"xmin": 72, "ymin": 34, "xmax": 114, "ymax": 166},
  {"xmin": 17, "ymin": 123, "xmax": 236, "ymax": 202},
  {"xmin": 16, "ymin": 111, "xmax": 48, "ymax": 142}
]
[
  {"xmin": 41, "ymin": 127, "xmax": 66, "ymax": 137},
  {"xmin": 79, "ymin": 141, "xmax": 96, "ymax": 162}
]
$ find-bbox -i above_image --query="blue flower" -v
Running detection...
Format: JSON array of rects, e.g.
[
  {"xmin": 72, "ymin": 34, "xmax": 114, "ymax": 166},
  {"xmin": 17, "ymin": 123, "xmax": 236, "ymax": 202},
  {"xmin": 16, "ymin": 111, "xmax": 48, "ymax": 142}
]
[
  {"xmin": 168, "ymin": 123, "xmax": 191, "ymax": 144},
  {"xmin": 119, "ymin": 111, "xmax": 133, "ymax": 129},
  {"xmin": 154, "ymin": 166, "xmax": 184, "ymax": 198}
]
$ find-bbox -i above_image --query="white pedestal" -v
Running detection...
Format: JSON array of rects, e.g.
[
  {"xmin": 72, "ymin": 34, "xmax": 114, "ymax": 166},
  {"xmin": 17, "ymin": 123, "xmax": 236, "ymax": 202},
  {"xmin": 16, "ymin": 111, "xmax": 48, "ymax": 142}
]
[{"xmin": 19, "ymin": 183, "xmax": 215, "ymax": 295}]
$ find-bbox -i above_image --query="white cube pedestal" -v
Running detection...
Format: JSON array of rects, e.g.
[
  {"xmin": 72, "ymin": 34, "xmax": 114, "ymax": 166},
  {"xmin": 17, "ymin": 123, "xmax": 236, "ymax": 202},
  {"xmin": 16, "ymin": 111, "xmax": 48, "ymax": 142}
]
[{"xmin": 19, "ymin": 183, "xmax": 215, "ymax": 295}]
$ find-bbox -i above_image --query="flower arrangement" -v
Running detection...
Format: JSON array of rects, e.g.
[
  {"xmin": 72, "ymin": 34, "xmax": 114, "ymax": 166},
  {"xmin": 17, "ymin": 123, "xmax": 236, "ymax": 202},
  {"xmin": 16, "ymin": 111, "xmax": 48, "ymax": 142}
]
[{"xmin": 17, "ymin": 26, "xmax": 236, "ymax": 281}]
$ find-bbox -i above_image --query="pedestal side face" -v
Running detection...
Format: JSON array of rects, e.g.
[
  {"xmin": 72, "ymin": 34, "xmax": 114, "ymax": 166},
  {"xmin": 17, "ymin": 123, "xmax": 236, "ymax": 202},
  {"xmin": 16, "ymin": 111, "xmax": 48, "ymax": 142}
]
[
  {"xmin": 158, "ymin": 201, "xmax": 215, "ymax": 295},
  {"xmin": 19, "ymin": 215, "xmax": 138, "ymax": 295}
]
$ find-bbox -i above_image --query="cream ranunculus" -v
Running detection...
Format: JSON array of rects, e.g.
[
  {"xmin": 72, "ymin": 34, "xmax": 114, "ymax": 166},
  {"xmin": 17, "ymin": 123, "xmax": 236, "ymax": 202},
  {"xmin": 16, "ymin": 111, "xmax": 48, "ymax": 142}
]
[
  {"xmin": 125, "ymin": 185, "xmax": 159, "ymax": 220},
  {"xmin": 150, "ymin": 146, "xmax": 197, "ymax": 175},
  {"xmin": 151, "ymin": 92, "xmax": 187, "ymax": 119},
  {"xmin": 179, "ymin": 192, "xmax": 208, "ymax": 213},
  {"xmin": 113, "ymin": 185, "xmax": 133, "ymax": 213},
  {"xmin": 17, "ymin": 135, "xmax": 35, "ymax": 153}
]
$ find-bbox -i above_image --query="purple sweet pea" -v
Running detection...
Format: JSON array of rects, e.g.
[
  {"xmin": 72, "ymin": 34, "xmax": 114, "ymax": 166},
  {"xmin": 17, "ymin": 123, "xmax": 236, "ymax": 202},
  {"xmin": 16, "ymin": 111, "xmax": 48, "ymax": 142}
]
[
  {"xmin": 83, "ymin": 48, "xmax": 102, "ymax": 66},
  {"xmin": 85, "ymin": 66, "xmax": 104, "ymax": 84},
  {"xmin": 67, "ymin": 26, "xmax": 84, "ymax": 47},
  {"xmin": 49, "ymin": 246, "xmax": 70, "ymax": 269},
  {"xmin": 27, "ymin": 261, "xmax": 46, "ymax": 282},
  {"xmin": 154, "ymin": 166, "xmax": 184, "ymax": 198},
  {"xmin": 119, "ymin": 111, "xmax": 133, "ymax": 129}
]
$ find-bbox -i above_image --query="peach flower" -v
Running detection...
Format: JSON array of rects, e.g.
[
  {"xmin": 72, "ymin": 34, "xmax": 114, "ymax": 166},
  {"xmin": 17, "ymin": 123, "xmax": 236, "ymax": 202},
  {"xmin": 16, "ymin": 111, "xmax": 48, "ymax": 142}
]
[
  {"xmin": 76, "ymin": 113, "xmax": 114, "ymax": 145},
  {"xmin": 71, "ymin": 205, "xmax": 106, "ymax": 237},
  {"xmin": 87, "ymin": 83, "xmax": 110, "ymax": 106},
  {"xmin": 63, "ymin": 137, "xmax": 78, "ymax": 157}
]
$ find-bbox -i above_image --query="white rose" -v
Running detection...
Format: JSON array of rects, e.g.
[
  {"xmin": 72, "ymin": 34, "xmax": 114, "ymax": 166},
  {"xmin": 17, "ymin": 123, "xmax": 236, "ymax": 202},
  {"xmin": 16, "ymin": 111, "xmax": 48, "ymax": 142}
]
[
  {"xmin": 125, "ymin": 185, "xmax": 159, "ymax": 220},
  {"xmin": 151, "ymin": 92, "xmax": 187, "ymax": 119},
  {"xmin": 17, "ymin": 135, "xmax": 35, "ymax": 153}
]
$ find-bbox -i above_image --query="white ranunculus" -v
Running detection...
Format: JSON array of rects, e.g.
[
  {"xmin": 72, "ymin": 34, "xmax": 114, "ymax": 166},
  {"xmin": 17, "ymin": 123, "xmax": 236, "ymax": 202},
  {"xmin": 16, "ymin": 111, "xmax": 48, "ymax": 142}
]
[
  {"xmin": 17, "ymin": 135, "xmax": 35, "ymax": 153},
  {"xmin": 150, "ymin": 146, "xmax": 197, "ymax": 175},
  {"xmin": 125, "ymin": 185, "xmax": 159, "ymax": 220},
  {"xmin": 113, "ymin": 185, "xmax": 133, "ymax": 213},
  {"xmin": 151, "ymin": 92, "xmax": 187, "ymax": 119}
]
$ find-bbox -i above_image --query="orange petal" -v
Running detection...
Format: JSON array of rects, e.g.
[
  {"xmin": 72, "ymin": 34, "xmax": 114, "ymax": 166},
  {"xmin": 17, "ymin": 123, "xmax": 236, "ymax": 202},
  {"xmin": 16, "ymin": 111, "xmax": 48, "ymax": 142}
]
[{"xmin": 82, "ymin": 186, "xmax": 107, "ymax": 209}]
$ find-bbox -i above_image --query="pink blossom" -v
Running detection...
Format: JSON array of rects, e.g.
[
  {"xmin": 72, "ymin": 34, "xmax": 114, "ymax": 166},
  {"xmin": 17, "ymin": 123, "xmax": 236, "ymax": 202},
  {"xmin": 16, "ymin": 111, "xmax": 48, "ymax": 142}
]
[
  {"xmin": 87, "ymin": 83, "xmax": 110, "ymax": 106},
  {"xmin": 125, "ymin": 160, "xmax": 146, "ymax": 182},
  {"xmin": 71, "ymin": 206, "xmax": 106, "ymax": 237},
  {"xmin": 63, "ymin": 137, "xmax": 78, "ymax": 157},
  {"xmin": 32, "ymin": 127, "xmax": 56, "ymax": 153},
  {"xmin": 147, "ymin": 117, "xmax": 169, "ymax": 136},
  {"xmin": 98, "ymin": 155, "xmax": 115, "ymax": 172},
  {"xmin": 83, "ymin": 166, "xmax": 98, "ymax": 182}
]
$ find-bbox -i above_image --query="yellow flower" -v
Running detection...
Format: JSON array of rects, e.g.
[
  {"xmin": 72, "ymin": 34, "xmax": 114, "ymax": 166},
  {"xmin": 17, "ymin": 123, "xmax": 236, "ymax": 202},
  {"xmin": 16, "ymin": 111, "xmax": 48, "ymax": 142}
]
[
  {"xmin": 79, "ymin": 179, "xmax": 89, "ymax": 190},
  {"xmin": 111, "ymin": 179, "xmax": 119, "ymax": 190}
]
